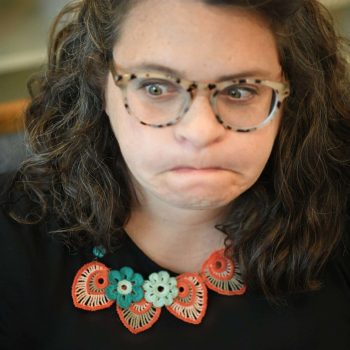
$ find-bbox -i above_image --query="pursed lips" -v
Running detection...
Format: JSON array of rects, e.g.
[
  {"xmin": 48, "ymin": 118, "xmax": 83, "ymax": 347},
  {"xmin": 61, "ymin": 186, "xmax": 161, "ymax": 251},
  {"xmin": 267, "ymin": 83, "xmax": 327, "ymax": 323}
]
[{"xmin": 170, "ymin": 166, "xmax": 224, "ymax": 172}]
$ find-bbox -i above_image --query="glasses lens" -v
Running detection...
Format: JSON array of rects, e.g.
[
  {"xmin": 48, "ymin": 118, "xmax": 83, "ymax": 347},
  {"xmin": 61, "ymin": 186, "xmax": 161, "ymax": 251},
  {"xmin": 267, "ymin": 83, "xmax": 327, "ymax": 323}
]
[
  {"xmin": 125, "ymin": 77, "xmax": 277, "ymax": 129},
  {"xmin": 126, "ymin": 77, "xmax": 188, "ymax": 125},
  {"xmin": 215, "ymin": 83, "xmax": 276, "ymax": 129}
]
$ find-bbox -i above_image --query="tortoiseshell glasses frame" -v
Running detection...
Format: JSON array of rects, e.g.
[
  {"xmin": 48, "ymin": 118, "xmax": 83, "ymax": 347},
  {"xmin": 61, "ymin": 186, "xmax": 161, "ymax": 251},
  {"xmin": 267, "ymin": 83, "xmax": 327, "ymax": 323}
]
[{"xmin": 110, "ymin": 62, "xmax": 290, "ymax": 132}]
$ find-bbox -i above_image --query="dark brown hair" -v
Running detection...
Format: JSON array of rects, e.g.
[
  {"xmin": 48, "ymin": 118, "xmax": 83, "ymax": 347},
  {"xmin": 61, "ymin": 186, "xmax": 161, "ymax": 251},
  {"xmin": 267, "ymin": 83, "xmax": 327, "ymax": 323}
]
[{"xmin": 7, "ymin": 0, "xmax": 350, "ymax": 301}]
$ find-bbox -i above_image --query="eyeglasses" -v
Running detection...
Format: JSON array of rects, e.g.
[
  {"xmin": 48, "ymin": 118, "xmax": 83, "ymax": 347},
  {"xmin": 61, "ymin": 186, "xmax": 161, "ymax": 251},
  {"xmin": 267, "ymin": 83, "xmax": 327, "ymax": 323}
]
[{"xmin": 110, "ymin": 63, "xmax": 290, "ymax": 132}]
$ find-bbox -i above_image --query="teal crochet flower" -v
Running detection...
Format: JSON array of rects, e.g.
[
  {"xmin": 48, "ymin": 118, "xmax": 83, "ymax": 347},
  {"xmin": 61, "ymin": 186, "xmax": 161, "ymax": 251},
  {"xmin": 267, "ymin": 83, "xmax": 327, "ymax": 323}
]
[
  {"xmin": 106, "ymin": 267, "xmax": 144, "ymax": 309},
  {"xmin": 143, "ymin": 271, "xmax": 178, "ymax": 308}
]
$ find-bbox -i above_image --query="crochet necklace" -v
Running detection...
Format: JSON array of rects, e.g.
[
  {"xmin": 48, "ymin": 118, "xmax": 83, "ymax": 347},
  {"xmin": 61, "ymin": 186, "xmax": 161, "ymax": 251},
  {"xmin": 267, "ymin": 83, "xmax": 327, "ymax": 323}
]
[{"xmin": 71, "ymin": 242, "xmax": 246, "ymax": 334}]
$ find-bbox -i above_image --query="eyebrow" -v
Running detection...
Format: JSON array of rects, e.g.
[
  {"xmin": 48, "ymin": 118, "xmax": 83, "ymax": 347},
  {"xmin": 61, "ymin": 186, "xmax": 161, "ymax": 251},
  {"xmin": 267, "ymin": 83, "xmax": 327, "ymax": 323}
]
[{"xmin": 123, "ymin": 62, "xmax": 277, "ymax": 82}]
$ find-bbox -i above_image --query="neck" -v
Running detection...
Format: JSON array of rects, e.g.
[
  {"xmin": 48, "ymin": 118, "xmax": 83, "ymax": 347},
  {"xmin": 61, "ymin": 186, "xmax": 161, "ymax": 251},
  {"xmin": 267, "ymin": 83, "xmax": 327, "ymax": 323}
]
[{"xmin": 124, "ymin": 201, "xmax": 228, "ymax": 274}]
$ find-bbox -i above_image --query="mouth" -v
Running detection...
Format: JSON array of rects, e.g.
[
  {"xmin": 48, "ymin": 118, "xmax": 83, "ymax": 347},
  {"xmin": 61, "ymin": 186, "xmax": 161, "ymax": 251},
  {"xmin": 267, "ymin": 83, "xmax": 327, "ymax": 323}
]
[{"xmin": 170, "ymin": 166, "xmax": 223, "ymax": 173}]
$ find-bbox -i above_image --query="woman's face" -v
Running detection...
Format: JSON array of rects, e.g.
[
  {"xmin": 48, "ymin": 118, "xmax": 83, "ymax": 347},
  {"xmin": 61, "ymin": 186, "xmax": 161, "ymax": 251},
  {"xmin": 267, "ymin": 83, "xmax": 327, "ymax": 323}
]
[{"xmin": 105, "ymin": 0, "xmax": 283, "ymax": 211}]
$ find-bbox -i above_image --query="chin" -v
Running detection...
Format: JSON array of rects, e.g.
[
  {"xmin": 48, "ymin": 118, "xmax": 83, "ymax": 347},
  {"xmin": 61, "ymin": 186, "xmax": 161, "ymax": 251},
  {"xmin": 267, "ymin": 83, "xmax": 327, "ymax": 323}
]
[{"xmin": 159, "ymin": 191, "xmax": 238, "ymax": 210}]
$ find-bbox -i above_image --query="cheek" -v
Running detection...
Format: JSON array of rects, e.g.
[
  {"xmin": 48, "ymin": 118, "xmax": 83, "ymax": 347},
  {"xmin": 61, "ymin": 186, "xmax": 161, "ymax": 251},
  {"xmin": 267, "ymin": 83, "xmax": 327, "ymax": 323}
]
[
  {"xmin": 105, "ymin": 80, "xmax": 167, "ymax": 174},
  {"xmin": 105, "ymin": 76, "xmax": 140, "ymax": 160},
  {"xmin": 234, "ymin": 120, "xmax": 279, "ymax": 178},
  {"xmin": 110, "ymin": 111, "xmax": 149, "ymax": 171},
  {"xmin": 246, "ymin": 143, "xmax": 273, "ymax": 176}
]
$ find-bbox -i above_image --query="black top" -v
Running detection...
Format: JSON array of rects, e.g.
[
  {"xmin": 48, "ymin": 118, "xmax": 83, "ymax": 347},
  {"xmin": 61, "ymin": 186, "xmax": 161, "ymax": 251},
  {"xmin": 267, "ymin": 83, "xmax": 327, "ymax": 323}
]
[{"xmin": 0, "ymin": 173, "xmax": 349, "ymax": 350}]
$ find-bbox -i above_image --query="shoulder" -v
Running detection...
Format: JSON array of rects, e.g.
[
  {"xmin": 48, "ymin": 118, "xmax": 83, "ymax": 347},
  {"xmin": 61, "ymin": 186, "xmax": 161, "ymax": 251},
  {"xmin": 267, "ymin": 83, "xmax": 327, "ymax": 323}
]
[
  {"xmin": 0, "ymin": 173, "xmax": 85, "ymax": 348},
  {"xmin": 0, "ymin": 171, "xmax": 63, "ymax": 266},
  {"xmin": 0, "ymin": 171, "xmax": 88, "ymax": 268},
  {"xmin": 0, "ymin": 172, "xmax": 45, "ymax": 266}
]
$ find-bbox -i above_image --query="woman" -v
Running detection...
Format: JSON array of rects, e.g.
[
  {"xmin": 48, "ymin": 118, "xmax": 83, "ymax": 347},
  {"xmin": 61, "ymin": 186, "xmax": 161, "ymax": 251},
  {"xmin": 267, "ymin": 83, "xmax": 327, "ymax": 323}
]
[{"xmin": 1, "ymin": 0, "xmax": 349, "ymax": 348}]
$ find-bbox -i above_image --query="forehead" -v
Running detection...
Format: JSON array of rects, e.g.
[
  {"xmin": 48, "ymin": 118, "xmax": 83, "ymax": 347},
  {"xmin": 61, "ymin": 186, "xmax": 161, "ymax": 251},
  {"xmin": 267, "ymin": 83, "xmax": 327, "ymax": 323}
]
[{"xmin": 114, "ymin": 0, "xmax": 281, "ymax": 81}]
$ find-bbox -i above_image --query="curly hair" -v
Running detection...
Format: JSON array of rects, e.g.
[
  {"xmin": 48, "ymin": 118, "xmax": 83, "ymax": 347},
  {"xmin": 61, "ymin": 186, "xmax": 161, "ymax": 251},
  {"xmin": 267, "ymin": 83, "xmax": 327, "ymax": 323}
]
[{"xmin": 7, "ymin": 0, "xmax": 350, "ymax": 301}]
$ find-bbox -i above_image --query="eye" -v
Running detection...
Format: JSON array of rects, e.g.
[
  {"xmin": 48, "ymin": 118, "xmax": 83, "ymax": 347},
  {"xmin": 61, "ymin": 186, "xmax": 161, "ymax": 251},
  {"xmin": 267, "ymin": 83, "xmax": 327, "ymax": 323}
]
[
  {"xmin": 223, "ymin": 85, "xmax": 258, "ymax": 101},
  {"xmin": 137, "ymin": 79, "xmax": 178, "ymax": 97},
  {"xmin": 146, "ymin": 83, "xmax": 165, "ymax": 96}
]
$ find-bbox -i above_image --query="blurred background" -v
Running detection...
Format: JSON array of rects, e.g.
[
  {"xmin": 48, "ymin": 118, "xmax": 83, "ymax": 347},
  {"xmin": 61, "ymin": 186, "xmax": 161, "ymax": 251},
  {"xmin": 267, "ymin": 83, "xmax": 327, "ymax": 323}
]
[
  {"xmin": 0, "ymin": 0, "xmax": 349, "ymax": 173},
  {"xmin": 0, "ymin": 0, "xmax": 69, "ymax": 103}
]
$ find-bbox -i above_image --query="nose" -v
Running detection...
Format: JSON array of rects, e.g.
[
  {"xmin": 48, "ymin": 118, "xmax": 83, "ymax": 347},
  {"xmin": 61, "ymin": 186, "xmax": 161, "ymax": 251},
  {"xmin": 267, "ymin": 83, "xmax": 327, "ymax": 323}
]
[{"xmin": 173, "ymin": 94, "xmax": 226, "ymax": 149}]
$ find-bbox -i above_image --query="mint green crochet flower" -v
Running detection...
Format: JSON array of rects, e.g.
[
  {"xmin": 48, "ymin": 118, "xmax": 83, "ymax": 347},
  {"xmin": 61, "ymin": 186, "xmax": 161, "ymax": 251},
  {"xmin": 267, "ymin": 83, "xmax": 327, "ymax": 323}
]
[
  {"xmin": 106, "ymin": 267, "xmax": 144, "ymax": 309},
  {"xmin": 143, "ymin": 271, "xmax": 178, "ymax": 308}
]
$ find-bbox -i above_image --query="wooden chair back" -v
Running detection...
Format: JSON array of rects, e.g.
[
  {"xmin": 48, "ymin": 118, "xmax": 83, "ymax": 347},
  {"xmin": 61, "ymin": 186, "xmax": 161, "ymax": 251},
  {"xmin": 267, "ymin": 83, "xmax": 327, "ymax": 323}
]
[{"xmin": 0, "ymin": 99, "xmax": 28, "ymax": 135}]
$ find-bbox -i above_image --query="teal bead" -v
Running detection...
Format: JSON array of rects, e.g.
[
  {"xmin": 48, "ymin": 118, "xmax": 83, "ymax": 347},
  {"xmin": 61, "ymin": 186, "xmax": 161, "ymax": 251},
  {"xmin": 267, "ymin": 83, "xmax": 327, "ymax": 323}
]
[{"xmin": 93, "ymin": 245, "xmax": 106, "ymax": 258}]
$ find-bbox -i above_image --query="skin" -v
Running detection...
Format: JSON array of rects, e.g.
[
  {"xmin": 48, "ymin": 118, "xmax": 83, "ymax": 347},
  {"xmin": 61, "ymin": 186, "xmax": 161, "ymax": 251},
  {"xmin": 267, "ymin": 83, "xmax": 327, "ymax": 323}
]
[{"xmin": 105, "ymin": 0, "xmax": 284, "ymax": 273}]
